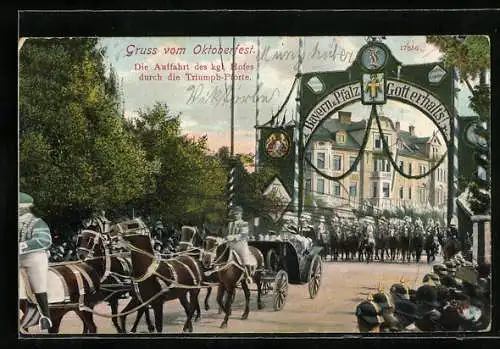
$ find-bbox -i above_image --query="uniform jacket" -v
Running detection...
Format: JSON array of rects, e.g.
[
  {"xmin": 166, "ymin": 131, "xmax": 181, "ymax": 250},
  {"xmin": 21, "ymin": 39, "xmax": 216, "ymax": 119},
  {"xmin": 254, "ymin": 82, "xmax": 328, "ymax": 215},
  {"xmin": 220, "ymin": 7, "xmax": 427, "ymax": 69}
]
[
  {"xmin": 19, "ymin": 213, "xmax": 52, "ymax": 255},
  {"xmin": 226, "ymin": 220, "xmax": 249, "ymax": 239}
]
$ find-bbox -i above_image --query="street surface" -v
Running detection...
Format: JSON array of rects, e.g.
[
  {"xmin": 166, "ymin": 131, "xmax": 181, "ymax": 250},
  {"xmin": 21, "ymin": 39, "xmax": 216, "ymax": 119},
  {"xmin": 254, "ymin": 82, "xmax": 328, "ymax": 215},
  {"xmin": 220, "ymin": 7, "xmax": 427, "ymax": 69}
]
[{"xmin": 22, "ymin": 258, "xmax": 440, "ymax": 334}]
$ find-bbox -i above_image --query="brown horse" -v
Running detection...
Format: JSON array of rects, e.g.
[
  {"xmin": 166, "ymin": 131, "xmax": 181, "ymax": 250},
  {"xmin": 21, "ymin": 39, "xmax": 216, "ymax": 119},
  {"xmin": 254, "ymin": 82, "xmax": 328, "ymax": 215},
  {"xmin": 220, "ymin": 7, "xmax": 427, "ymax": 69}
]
[
  {"xmin": 19, "ymin": 234, "xmax": 105, "ymax": 334},
  {"xmin": 118, "ymin": 233, "xmax": 202, "ymax": 333},
  {"xmin": 204, "ymin": 237, "xmax": 264, "ymax": 328},
  {"xmin": 76, "ymin": 229, "xmax": 155, "ymax": 333}
]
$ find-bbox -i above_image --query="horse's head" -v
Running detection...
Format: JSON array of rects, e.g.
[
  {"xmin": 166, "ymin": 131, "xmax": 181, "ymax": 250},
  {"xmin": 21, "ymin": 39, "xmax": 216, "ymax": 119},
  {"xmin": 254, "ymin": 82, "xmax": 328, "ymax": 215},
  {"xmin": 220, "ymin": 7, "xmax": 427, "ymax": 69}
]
[
  {"xmin": 203, "ymin": 235, "xmax": 224, "ymax": 252},
  {"xmin": 76, "ymin": 229, "xmax": 105, "ymax": 260},
  {"xmin": 120, "ymin": 230, "xmax": 154, "ymax": 254}
]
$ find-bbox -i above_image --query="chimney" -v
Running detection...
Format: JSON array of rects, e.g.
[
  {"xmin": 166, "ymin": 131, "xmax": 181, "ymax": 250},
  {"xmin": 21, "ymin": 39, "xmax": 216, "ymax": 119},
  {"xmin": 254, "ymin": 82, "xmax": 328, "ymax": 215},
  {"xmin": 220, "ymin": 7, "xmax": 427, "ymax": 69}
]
[
  {"xmin": 395, "ymin": 121, "xmax": 400, "ymax": 131},
  {"xmin": 409, "ymin": 125, "xmax": 415, "ymax": 136},
  {"xmin": 339, "ymin": 111, "xmax": 351, "ymax": 125}
]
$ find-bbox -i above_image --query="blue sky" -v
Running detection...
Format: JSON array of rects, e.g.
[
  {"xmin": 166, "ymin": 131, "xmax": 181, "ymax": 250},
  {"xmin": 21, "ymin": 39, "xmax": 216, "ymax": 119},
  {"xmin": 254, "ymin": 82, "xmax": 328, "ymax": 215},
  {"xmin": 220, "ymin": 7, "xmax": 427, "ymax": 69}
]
[{"xmin": 98, "ymin": 36, "xmax": 482, "ymax": 154}]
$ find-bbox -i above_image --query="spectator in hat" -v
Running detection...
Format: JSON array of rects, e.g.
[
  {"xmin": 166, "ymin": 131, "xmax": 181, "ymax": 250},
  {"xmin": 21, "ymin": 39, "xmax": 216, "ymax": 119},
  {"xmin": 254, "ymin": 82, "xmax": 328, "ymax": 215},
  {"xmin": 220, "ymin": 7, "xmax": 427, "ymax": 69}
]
[
  {"xmin": 433, "ymin": 264, "xmax": 448, "ymax": 278},
  {"xmin": 422, "ymin": 273, "xmax": 441, "ymax": 286},
  {"xmin": 414, "ymin": 285, "xmax": 442, "ymax": 331},
  {"xmin": 390, "ymin": 283, "xmax": 411, "ymax": 301},
  {"xmin": 355, "ymin": 300, "xmax": 384, "ymax": 333},
  {"xmin": 372, "ymin": 292, "xmax": 400, "ymax": 332},
  {"xmin": 393, "ymin": 300, "xmax": 422, "ymax": 331}
]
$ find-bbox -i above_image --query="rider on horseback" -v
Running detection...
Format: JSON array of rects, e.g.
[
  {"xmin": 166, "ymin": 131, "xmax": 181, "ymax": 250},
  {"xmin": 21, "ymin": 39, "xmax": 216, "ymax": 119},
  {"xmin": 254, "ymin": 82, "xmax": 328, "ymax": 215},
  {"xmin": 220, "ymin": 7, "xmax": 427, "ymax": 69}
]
[
  {"xmin": 19, "ymin": 192, "xmax": 52, "ymax": 331},
  {"xmin": 447, "ymin": 216, "xmax": 459, "ymax": 240},
  {"xmin": 225, "ymin": 206, "xmax": 253, "ymax": 284}
]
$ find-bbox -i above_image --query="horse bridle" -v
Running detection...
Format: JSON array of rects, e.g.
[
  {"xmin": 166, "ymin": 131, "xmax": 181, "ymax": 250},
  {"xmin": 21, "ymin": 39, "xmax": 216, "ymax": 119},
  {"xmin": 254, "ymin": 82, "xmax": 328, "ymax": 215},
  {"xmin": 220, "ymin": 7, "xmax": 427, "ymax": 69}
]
[{"xmin": 77, "ymin": 229, "xmax": 104, "ymax": 258}]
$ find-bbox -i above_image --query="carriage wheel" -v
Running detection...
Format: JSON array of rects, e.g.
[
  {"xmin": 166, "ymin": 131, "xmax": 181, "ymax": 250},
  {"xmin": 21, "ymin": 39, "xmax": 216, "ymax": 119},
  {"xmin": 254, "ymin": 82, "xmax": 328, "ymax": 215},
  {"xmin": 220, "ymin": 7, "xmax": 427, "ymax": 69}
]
[
  {"xmin": 272, "ymin": 270, "xmax": 288, "ymax": 311},
  {"xmin": 266, "ymin": 249, "xmax": 279, "ymax": 272},
  {"xmin": 308, "ymin": 255, "xmax": 322, "ymax": 299}
]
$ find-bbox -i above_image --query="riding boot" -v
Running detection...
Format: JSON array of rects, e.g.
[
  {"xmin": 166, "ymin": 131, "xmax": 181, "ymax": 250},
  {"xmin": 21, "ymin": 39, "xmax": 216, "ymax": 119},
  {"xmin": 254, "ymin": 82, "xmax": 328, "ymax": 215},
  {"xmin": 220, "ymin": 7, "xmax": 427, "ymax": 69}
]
[{"xmin": 35, "ymin": 292, "xmax": 52, "ymax": 331}]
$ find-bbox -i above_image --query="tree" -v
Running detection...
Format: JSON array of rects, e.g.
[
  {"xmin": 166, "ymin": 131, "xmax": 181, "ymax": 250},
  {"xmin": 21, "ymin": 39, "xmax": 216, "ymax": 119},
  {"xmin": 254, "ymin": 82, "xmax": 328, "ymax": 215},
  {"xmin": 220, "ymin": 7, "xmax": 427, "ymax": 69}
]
[
  {"xmin": 19, "ymin": 38, "xmax": 155, "ymax": 232},
  {"xmin": 426, "ymin": 35, "xmax": 490, "ymax": 214},
  {"xmin": 125, "ymin": 103, "xmax": 227, "ymax": 225}
]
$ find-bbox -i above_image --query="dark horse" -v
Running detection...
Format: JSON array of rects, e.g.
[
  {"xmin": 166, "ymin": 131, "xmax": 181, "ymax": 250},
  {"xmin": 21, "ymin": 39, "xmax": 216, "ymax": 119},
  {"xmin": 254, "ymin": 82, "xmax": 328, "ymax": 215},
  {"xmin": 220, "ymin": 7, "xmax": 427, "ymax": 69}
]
[
  {"xmin": 204, "ymin": 237, "xmax": 265, "ymax": 328},
  {"xmin": 328, "ymin": 225, "xmax": 342, "ymax": 261},
  {"xmin": 19, "ymin": 231, "xmax": 107, "ymax": 334},
  {"xmin": 399, "ymin": 226, "xmax": 411, "ymax": 263},
  {"xmin": 388, "ymin": 227, "xmax": 399, "ymax": 261},
  {"xmin": 359, "ymin": 235, "xmax": 375, "ymax": 263},
  {"xmin": 118, "ymin": 233, "xmax": 202, "ymax": 333},
  {"xmin": 76, "ymin": 229, "xmax": 155, "ymax": 333},
  {"xmin": 411, "ymin": 226, "xmax": 425, "ymax": 263},
  {"xmin": 424, "ymin": 229, "xmax": 438, "ymax": 264}
]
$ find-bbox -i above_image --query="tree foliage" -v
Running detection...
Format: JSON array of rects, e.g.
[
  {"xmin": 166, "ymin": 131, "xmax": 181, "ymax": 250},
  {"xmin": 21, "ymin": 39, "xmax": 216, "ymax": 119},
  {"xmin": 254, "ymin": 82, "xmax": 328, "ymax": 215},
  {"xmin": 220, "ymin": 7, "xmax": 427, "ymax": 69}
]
[
  {"xmin": 426, "ymin": 35, "xmax": 490, "ymax": 214},
  {"xmin": 19, "ymin": 38, "xmax": 155, "ymax": 231}
]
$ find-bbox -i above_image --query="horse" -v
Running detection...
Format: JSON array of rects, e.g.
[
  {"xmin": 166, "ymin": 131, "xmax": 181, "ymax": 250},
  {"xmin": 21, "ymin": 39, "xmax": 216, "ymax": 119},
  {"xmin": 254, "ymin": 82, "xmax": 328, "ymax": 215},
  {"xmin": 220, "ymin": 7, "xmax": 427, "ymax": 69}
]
[
  {"xmin": 177, "ymin": 226, "xmax": 214, "ymax": 318},
  {"xmin": 424, "ymin": 229, "xmax": 438, "ymax": 264},
  {"xmin": 328, "ymin": 225, "xmax": 342, "ymax": 262},
  {"xmin": 19, "ymin": 232, "xmax": 108, "ymax": 334},
  {"xmin": 359, "ymin": 232, "xmax": 376, "ymax": 264},
  {"xmin": 76, "ymin": 229, "xmax": 155, "ymax": 333},
  {"xmin": 411, "ymin": 226, "xmax": 425, "ymax": 263},
  {"xmin": 399, "ymin": 226, "xmax": 411, "ymax": 263},
  {"xmin": 117, "ymin": 232, "xmax": 202, "ymax": 333},
  {"xmin": 375, "ymin": 226, "xmax": 389, "ymax": 262},
  {"xmin": 388, "ymin": 227, "xmax": 399, "ymax": 262},
  {"xmin": 204, "ymin": 236, "xmax": 265, "ymax": 328}
]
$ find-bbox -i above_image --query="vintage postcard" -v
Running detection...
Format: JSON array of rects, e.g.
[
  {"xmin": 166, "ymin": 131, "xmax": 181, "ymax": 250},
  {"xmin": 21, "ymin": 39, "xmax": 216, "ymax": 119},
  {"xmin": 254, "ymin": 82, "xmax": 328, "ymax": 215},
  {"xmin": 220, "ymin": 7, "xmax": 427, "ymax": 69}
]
[{"xmin": 18, "ymin": 35, "xmax": 491, "ymax": 335}]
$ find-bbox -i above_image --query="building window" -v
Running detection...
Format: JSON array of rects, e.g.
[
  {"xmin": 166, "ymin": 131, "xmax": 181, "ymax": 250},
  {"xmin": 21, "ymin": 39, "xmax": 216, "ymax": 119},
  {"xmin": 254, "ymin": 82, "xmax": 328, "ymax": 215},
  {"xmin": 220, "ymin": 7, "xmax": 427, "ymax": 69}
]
[
  {"xmin": 382, "ymin": 182, "xmax": 390, "ymax": 198},
  {"xmin": 349, "ymin": 183, "xmax": 357, "ymax": 197},
  {"xmin": 337, "ymin": 134, "xmax": 345, "ymax": 144},
  {"xmin": 334, "ymin": 183, "xmax": 341, "ymax": 197},
  {"xmin": 372, "ymin": 182, "xmax": 378, "ymax": 198},
  {"xmin": 399, "ymin": 160, "xmax": 404, "ymax": 172},
  {"xmin": 317, "ymin": 152, "xmax": 325, "ymax": 169},
  {"xmin": 333, "ymin": 155, "xmax": 342, "ymax": 171},
  {"xmin": 419, "ymin": 165, "xmax": 427, "ymax": 175},
  {"xmin": 317, "ymin": 178, "xmax": 325, "ymax": 194},
  {"xmin": 419, "ymin": 188, "xmax": 426, "ymax": 204},
  {"xmin": 399, "ymin": 186, "xmax": 404, "ymax": 199},
  {"xmin": 408, "ymin": 163, "xmax": 412, "ymax": 175},
  {"xmin": 349, "ymin": 156, "xmax": 360, "ymax": 172},
  {"xmin": 408, "ymin": 186, "xmax": 412, "ymax": 200},
  {"xmin": 374, "ymin": 158, "xmax": 390, "ymax": 172},
  {"xmin": 374, "ymin": 134, "xmax": 389, "ymax": 150}
]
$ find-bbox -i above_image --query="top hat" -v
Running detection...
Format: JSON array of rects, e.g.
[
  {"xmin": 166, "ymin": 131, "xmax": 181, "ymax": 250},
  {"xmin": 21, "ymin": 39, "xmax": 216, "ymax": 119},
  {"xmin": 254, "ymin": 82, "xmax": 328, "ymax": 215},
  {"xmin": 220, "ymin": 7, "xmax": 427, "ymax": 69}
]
[{"xmin": 416, "ymin": 285, "xmax": 441, "ymax": 309}]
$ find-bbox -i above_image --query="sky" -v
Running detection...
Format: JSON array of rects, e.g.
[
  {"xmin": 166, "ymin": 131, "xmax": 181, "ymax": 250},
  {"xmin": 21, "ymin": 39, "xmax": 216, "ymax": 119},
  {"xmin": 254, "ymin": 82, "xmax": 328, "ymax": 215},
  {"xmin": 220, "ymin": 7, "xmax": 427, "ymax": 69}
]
[{"xmin": 99, "ymin": 36, "xmax": 482, "ymax": 155}]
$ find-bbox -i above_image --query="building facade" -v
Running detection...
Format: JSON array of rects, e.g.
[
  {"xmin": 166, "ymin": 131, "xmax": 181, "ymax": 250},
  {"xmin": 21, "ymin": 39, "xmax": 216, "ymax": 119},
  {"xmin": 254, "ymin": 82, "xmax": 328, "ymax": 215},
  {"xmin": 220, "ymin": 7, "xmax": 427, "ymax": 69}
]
[{"xmin": 304, "ymin": 111, "xmax": 448, "ymax": 213}]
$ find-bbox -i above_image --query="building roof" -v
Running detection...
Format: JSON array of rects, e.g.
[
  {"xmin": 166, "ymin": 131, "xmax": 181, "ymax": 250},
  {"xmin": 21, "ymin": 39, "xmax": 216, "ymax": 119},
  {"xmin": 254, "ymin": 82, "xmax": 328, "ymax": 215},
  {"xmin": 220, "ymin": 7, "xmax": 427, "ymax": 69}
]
[{"xmin": 310, "ymin": 115, "xmax": 438, "ymax": 160}]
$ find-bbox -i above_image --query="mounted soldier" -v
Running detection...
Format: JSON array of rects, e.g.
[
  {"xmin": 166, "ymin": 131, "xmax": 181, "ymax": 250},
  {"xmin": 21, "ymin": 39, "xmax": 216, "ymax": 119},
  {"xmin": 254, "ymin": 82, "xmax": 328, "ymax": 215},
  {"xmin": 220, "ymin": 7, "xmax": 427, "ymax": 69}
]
[
  {"xmin": 18, "ymin": 192, "xmax": 52, "ymax": 331},
  {"xmin": 446, "ymin": 216, "xmax": 459, "ymax": 240},
  {"xmin": 225, "ymin": 206, "xmax": 254, "ymax": 284}
]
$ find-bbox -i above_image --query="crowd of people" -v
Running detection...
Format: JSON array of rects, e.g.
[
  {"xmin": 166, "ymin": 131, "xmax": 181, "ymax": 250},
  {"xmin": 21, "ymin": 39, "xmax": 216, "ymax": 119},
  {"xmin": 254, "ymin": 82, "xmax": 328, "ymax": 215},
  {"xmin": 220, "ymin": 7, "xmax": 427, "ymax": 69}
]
[{"xmin": 354, "ymin": 253, "xmax": 491, "ymax": 332}]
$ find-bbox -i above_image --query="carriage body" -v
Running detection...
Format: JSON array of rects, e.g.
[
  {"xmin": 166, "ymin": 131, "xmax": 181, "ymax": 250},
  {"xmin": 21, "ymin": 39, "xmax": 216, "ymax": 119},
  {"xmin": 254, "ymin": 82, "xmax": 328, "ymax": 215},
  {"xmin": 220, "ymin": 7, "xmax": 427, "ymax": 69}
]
[{"xmin": 248, "ymin": 238, "xmax": 323, "ymax": 311}]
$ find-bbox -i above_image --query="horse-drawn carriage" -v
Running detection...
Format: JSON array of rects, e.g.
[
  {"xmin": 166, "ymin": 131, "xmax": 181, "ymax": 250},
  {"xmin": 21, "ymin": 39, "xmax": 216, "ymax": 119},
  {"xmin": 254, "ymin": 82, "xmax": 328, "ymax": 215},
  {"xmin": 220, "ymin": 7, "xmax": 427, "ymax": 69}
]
[{"xmin": 248, "ymin": 237, "xmax": 323, "ymax": 311}]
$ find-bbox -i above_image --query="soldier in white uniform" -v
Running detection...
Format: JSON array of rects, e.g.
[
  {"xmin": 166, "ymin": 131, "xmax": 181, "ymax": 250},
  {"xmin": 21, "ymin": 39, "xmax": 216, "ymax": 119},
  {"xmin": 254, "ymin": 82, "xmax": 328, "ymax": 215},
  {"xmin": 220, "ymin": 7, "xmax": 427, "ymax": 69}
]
[
  {"xmin": 226, "ymin": 206, "xmax": 253, "ymax": 284},
  {"xmin": 18, "ymin": 192, "xmax": 53, "ymax": 331}
]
